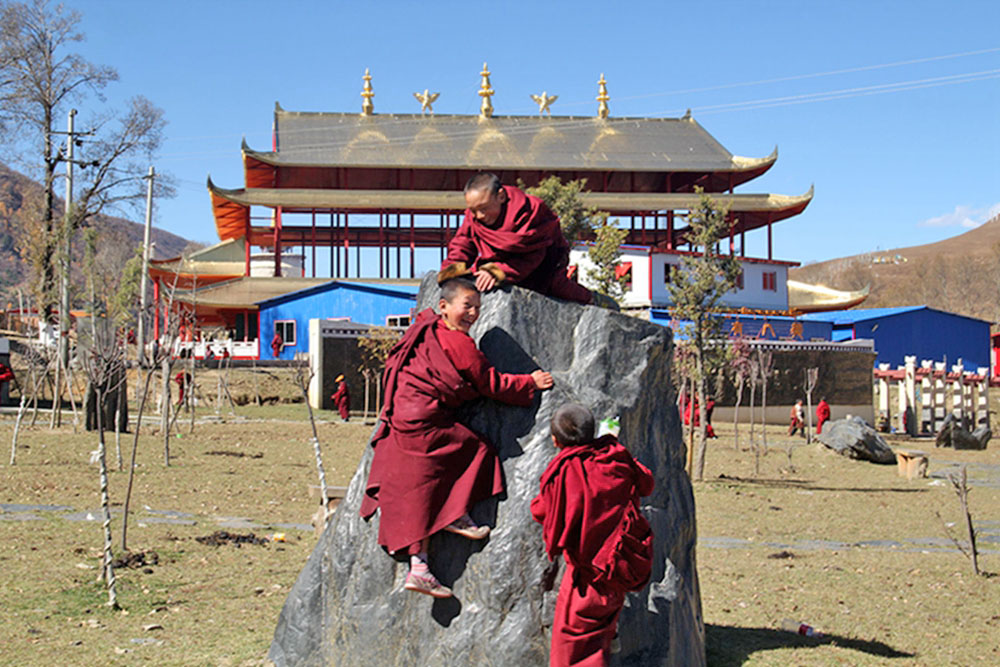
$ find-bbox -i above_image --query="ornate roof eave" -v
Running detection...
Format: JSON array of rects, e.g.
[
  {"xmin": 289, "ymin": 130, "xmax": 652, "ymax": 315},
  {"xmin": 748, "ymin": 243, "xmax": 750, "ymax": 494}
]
[
  {"xmin": 787, "ymin": 280, "xmax": 870, "ymax": 313},
  {"xmin": 207, "ymin": 175, "xmax": 251, "ymax": 241},
  {"xmin": 239, "ymin": 139, "xmax": 780, "ymax": 176},
  {"xmin": 205, "ymin": 182, "xmax": 813, "ymax": 216}
]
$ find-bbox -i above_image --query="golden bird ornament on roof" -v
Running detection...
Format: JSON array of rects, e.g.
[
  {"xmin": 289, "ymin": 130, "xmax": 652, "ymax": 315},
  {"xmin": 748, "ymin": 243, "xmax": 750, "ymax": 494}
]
[
  {"xmin": 530, "ymin": 91, "xmax": 558, "ymax": 116},
  {"xmin": 413, "ymin": 89, "xmax": 440, "ymax": 114}
]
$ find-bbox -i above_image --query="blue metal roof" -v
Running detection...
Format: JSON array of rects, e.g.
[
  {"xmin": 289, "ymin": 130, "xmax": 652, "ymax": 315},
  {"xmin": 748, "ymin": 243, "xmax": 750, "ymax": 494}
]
[
  {"xmin": 801, "ymin": 305, "xmax": 992, "ymax": 327},
  {"xmin": 255, "ymin": 280, "xmax": 418, "ymax": 307}
]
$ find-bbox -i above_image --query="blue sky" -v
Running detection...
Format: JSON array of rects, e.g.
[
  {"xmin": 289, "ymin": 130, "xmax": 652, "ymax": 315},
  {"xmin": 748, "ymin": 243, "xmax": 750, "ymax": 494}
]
[{"xmin": 63, "ymin": 0, "xmax": 998, "ymax": 271}]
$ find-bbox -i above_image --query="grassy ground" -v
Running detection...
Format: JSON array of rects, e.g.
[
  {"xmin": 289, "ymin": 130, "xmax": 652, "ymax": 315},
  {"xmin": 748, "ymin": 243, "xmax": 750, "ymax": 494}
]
[
  {"xmin": 1, "ymin": 398, "xmax": 998, "ymax": 665},
  {"xmin": 0, "ymin": 406, "xmax": 373, "ymax": 666},
  {"xmin": 698, "ymin": 422, "xmax": 1000, "ymax": 666}
]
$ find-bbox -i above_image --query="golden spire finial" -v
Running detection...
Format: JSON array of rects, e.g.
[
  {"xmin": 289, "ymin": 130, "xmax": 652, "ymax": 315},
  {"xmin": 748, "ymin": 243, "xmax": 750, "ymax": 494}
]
[
  {"xmin": 413, "ymin": 89, "xmax": 440, "ymax": 114},
  {"xmin": 361, "ymin": 68, "xmax": 374, "ymax": 116},
  {"xmin": 478, "ymin": 62, "xmax": 494, "ymax": 119},
  {"xmin": 530, "ymin": 91, "xmax": 558, "ymax": 116},
  {"xmin": 596, "ymin": 73, "xmax": 610, "ymax": 119}
]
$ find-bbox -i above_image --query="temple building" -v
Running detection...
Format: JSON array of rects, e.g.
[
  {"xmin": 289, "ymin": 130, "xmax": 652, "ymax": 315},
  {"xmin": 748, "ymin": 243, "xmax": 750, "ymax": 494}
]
[{"xmin": 151, "ymin": 67, "xmax": 855, "ymax": 359}]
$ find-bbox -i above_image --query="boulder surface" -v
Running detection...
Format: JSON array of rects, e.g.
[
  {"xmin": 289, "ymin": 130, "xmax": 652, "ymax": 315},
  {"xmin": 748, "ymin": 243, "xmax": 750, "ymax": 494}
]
[
  {"xmin": 268, "ymin": 276, "xmax": 704, "ymax": 666},
  {"xmin": 935, "ymin": 415, "xmax": 992, "ymax": 450},
  {"xmin": 817, "ymin": 416, "xmax": 896, "ymax": 463}
]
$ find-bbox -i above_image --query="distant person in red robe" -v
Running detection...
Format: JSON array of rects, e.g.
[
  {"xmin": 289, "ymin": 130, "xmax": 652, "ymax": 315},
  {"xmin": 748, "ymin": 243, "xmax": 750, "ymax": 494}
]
[
  {"xmin": 705, "ymin": 395, "xmax": 717, "ymax": 439},
  {"xmin": 531, "ymin": 403, "xmax": 655, "ymax": 667},
  {"xmin": 441, "ymin": 172, "xmax": 593, "ymax": 305},
  {"xmin": 816, "ymin": 398, "xmax": 831, "ymax": 434},
  {"xmin": 682, "ymin": 392, "xmax": 715, "ymax": 437},
  {"xmin": 330, "ymin": 374, "xmax": 350, "ymax": 421},
  {"xmin": 360, "ymin": 274, "xmax": 554, "ymax": 598},
  {"xmin": 788, "ymin": 399, "xmax": 805, "ymax": 437},
  {"xmin": 0, "ymin": 361, "xmax": 15, "ymax": 400},
  {"xmin": 270, "ymin": 331, "xmax": 283, "ymax": 358},
  {"xmin": 174, "ymin": 370, "xmax": 192, "ymax": 408}
]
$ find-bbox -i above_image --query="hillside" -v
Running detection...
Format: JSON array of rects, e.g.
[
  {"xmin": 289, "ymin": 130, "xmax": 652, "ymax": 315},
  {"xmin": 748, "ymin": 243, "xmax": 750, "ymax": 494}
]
[
  {"xmin": 791, "ymin": 214, "xmax": 1000, "ymax": 324},
  {"xmin": 0, "ymin": 161, "xmax": 195, "ymax": 293}
]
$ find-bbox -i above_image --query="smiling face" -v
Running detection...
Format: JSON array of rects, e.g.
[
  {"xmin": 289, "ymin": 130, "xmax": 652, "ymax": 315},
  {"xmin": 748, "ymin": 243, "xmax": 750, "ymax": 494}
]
[
  {"xmin": 464, "ymin": 186, "xmax": 507, "ymax": 227},
  {"xmin": 439, "ymin": 286, "xmax": 481, "ymax": 333}
]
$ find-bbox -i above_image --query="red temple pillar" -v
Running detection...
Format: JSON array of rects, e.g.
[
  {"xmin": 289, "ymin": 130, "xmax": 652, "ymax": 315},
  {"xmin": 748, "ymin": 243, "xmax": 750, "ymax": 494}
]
[
  {"xmin": 274, "ymin": 206, "xmax": 283, "ymax": 277},
  {"xmin": 410, "ymin": 213, "xmax": 415, "ymax": 278},
  {"xmin": 343, "ymin": 212, "xmax": 350, "ymax": 277},
  {"xmin": 666, "ymin": 211, "xmax": 674, "ymax": 250},
  {"xmin": 311, "ymin": 209, "xmax": 316, "ymax": 278}
]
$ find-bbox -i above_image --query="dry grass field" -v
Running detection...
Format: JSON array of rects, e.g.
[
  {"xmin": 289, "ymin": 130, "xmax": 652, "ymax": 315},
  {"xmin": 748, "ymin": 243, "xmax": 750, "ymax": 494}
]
[{"xmin": 1, "ymin": 394, "xmax": 998, "ymax": 665}]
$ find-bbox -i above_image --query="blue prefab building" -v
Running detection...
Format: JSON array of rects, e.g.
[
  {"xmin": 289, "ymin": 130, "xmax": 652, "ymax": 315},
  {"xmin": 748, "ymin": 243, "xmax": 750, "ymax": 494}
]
[
  {"xmin": 801, "ymin": 306, "xmax": 992, "ymax": 370},
  {"xmin": 257, "ymin": 281, "xmax": 418, "ymax": 360}
]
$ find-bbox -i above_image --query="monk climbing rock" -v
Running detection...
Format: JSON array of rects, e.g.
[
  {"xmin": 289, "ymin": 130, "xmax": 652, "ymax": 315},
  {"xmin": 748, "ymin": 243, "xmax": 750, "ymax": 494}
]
[
  {"xmin": 441, "ymin": 172, "xmax": 595, "ymax": 305},
  {"xmin": 360, "ymin": 272, "xmax": 554, "ymax": 598}
]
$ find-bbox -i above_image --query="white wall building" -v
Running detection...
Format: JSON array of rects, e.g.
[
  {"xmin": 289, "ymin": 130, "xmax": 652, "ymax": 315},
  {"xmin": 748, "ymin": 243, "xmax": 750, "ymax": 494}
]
[{"xmin": 569, "ymin": 244, "xmax": 798, "ymax": 311}]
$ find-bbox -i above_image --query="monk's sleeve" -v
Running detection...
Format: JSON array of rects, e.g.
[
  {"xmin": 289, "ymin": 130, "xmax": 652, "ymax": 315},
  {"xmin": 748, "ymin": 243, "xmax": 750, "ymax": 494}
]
[
  {"xmin": 442, "ymin": 216, "xmax": 478, "ymax": 269},
  {"xmin": 446, "ymin": 332, "xmax": 536, "ymax": 406},
  {"xmin": 486, "ymin": 248, "xmax": 546, "ymax": 283},
  {"xmin": 532, "ymin": 458, "xmax": 585, "ymax": 561},
  {"xmin": 635, "ymin": 458, "xmax": 655, "ymax": 498}
]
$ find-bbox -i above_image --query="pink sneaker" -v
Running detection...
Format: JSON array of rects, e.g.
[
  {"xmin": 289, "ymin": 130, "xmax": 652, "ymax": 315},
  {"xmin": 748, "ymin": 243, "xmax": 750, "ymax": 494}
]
[
  {"xmin": 404, "ymin": 571, "xmax": 453, "ymax": 598},
  {"xmin": 444, "ymin": 515, "xmax": 490, "ymax": 540}
]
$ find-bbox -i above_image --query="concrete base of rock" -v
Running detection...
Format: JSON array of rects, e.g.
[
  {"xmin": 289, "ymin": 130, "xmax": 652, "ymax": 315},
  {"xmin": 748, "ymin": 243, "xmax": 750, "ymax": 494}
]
[
  {"xmin": 817, "ymin": 416, "xmax": 896, "ymax": 464},
  {"xmin": 267, "ymin": 276, "xmax": 704, "ymax": 666}
]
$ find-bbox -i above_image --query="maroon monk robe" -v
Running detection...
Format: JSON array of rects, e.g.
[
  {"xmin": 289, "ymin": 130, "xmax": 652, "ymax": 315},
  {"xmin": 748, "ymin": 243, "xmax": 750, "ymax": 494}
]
[
  {"xmin": 531, "ymin": 435, "xmax": 655, "ymax": 667},
  {"xmin": 443, "ymin": 185, "xmax": 592, "ymax": 304},
  {"xmin": 816, "ymin": 399, "xmax": 831, "ymax": 434},
  {"xmin": 331, "ymin": 381, "xmax": 350, "ymax": 420},
  {"xmin": 360, "ymin": 309, "xmax": 537, "ymax": 554}
]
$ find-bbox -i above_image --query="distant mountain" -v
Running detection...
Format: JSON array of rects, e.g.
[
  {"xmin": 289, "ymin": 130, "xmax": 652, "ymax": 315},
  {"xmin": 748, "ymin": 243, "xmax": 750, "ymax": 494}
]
[
  {"xmin": 791, "ymin": 214, "xmax": 1000, "ymax": 323},
  {"xmin": 0, "ymin": 161, "xmax": 196, "ymax": 293}
]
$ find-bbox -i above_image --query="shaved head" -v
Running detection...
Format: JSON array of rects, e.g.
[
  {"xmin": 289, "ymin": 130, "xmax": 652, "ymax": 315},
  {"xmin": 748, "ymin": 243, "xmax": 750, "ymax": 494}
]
[
  {"xmin": 464, "ymin": 172, "xmax": 502, "ymax": 195},
  {"xmin": 550, "ymin": 403, "xmax": 596, "ymax": 447}
]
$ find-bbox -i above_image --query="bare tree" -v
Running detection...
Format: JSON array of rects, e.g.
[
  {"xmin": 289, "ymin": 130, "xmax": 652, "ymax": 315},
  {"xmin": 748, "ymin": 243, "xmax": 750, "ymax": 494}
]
[
  {"xmin": 937, "ymin": 466, "xmax": 981, "ymax": 576},
  {"xmin": 292, "ymin": 361, "xmax": 332, "ymax": 529},
  {"xmin": 804, "ymin": 367, "xmax": 819, "ymax": 444},
  {"xmin": 729, "ymin": 337, "xmax": 752, "ymax": 452},
  {"xmin": 754, "ymin": 347, "xmax": 773, "ymax": 476}
]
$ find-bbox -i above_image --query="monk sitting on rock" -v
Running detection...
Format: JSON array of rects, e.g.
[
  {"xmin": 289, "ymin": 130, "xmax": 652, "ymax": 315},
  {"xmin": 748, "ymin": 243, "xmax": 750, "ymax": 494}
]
[
  {"xmin": 360, "ymin": 272, "xmax": 554, "ymax": 598},
  {"xmin": 532, "ymin": 403, "xmax": 654, "ymax": 667},
  {"xmin": 441, "ymin": 172, "xmax": 597, "ymax": 305}
]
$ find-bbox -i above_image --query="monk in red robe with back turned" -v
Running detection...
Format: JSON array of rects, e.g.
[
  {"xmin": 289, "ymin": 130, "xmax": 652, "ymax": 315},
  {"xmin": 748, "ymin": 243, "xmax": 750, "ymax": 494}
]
[
  {"xmin": 816, "ymin": 397, "xmax": 831, "ymax": 434},
  {"xmin": 330, "ymin": 374, "xmax": 350, "ymax": 421},
  {"xmin": 441, "ymin": 172, "xmax": 594, "ymax": 305},
  {"xmin": 532, "ymin": 403, "xmax": 655, "ymax": 666},
  {"xmin": 360, "ymin": 274, "xmax": 554, "ymax": 598}
]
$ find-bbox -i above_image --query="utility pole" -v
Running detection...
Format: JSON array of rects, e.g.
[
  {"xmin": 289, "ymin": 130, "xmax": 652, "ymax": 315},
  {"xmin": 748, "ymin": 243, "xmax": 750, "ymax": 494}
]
[
  {"xmin": 51, "ymin": 108, "xmax": 77, "ymax": 428},
  {"xmin": 137, "ymin": 166, "xmax": 155, "ymax": 366}
]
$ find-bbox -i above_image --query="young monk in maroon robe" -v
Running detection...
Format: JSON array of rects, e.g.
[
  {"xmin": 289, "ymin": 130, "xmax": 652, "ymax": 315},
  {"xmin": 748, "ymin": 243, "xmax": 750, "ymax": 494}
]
[
  {"xmin": 532, "ymin": 403, "xmax": 654, "ymax": 667},
  {"xmin": 360, "ymin": 275, "xmax": 554, "ymax": 598},
  {"xmin": 330, "ymin": 374, "xmax": 350, "ymax": 421},
  {"xmin": 441, "ymin": 172, "xmax": 593, "ymax": 305}
]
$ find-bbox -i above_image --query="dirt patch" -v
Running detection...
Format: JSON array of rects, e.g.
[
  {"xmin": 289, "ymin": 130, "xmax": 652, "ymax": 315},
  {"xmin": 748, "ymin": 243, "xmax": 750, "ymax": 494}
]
[
  {"xmin": 204, "ymin": 450, "xmax": 263, "ymax": 459},
  {"xmin": 195, "ymin": 531, "xmax": 269, "ymax": 547},
  {"xmin": 112, "ymin": 550, "xmax": 159, "ymax": 569}
]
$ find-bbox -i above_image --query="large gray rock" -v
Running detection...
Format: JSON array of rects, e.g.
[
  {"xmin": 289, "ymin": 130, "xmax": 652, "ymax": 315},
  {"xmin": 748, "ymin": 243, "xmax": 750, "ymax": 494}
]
[
  {"xmin": 935, "ymin": 414, "xmax": 991, "ymax": 450},
  {"xmin": 268, "ymin": 276, "xmax": 704, "ymax": 666},
  {"xmin": 817, "ymin": 416, "xmax": 896, "ymax": 464}
]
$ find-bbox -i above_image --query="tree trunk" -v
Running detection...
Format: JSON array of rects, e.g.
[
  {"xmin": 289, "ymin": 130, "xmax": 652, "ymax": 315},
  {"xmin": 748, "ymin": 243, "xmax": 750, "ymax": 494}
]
[
  {"xmin": 694, "ymin": 353, "xmax": 708, "ymax": 481},
  {"xmin": 122, "ymin": 366, "xmax": 155, "ymax": 551},
  {"xmin": 94, "ymin": 387, "xmax": 119, "ymax": 609},
  {"xmin": 161, "ymin": 358, "xmax": 171, "ymax": 466},
  {"xmin": 733, "ymin": 376, "xmax": 744, "ymax": 452}
]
